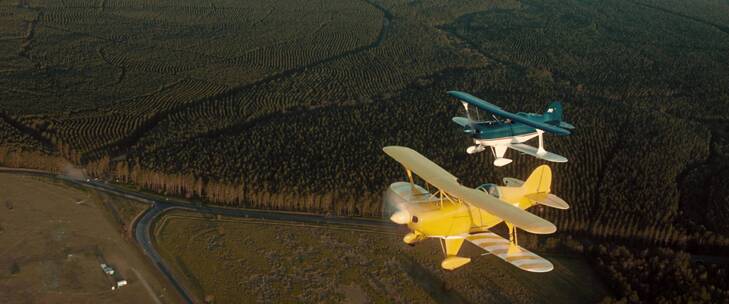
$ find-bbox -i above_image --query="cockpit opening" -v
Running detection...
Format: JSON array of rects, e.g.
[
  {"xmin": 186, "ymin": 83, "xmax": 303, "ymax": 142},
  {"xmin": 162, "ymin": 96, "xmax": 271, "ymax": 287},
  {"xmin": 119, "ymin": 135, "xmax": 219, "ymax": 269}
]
[{"xmin": 476, "ymin": 183, "xmax": 500, "ymax": 198}]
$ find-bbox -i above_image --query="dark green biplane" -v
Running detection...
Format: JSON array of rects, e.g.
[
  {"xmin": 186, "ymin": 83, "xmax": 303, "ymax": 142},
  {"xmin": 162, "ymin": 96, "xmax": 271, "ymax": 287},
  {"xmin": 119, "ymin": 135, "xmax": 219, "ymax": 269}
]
[{"xmin": 449, "ymin": 91, "xmax": 575, "ymax": 167}]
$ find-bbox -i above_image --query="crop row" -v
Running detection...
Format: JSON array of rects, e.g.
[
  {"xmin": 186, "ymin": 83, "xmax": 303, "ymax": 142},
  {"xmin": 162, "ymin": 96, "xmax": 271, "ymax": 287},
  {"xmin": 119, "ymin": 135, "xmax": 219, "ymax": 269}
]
[
  {"xmin": 29, "ymin": 77, "xmax": 228, "ymax": 159},
  {"xmin": 133, "ymin": 14, "xmax": 488, "ymax": 152},
  {"xmin": 41, "ymin": 112, "xmax": 146, "ymax": 153},
  {"xmin": 446, "ymin": 0, "xmax": 729, "ymax": 102}
]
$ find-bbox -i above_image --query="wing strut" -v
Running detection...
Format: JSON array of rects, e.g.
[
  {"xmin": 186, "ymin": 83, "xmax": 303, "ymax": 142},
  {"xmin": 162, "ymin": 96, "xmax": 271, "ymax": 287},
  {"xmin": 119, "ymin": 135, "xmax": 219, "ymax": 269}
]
[
  {"xmin": 507, "ymin": 222, "xmax": 518, "ymax": 245},
  {"xmin": 404, "ymin": 167, "xmax": 420, "ymax": 195},
  {"xmin": 405, "ymin": 167, "xmax": 415, "ymax": 185},
  {"xmin": 461, "ymin": 102, "xmax": 471, "ymax": 120}
]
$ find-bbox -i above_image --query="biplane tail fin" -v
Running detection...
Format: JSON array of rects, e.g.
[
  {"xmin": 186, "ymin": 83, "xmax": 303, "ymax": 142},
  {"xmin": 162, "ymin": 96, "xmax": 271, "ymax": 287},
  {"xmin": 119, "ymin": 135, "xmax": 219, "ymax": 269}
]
[
  {"xmin": 521, "ymin": 165, "xmax": 570, "ymax": 209},
  {"xmin": 543, "ymin": 101, "xmax": 563, "ymax": 123},
  {"xmin": 521, "ymin": 165, "xmax": 551, "ymax": 195}
]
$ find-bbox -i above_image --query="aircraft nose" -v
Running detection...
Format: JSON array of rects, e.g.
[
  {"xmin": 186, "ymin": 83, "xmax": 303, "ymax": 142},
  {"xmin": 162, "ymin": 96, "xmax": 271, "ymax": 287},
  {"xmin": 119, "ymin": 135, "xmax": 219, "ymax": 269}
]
[{"xmin": 390, "ymin": 210, "xmax": 411, "ymax": 224}]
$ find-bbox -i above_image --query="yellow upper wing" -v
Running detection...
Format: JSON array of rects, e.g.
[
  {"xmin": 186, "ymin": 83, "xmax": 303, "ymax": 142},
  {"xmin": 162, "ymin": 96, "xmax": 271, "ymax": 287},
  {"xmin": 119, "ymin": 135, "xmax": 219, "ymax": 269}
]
[{"xmin": 383, "ymin": 146, "xmax": 556, "ymax": 234}]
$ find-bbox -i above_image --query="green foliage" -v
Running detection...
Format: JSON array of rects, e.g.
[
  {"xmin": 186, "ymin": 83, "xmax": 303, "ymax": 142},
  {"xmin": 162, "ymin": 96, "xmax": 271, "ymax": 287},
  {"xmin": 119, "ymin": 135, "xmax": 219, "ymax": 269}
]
[
  {"xmin": 0, "ymin": 115, "xmax": 50, "ymax": 152},
  {"xmin": 589, "ymin": 244, "xmax": 729, "ymax": 303}
]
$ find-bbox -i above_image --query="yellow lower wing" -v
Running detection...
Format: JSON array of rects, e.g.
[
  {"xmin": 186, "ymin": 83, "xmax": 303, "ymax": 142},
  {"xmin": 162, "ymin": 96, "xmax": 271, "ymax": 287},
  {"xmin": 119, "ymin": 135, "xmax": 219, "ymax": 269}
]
[{"xmin": 464, "ymin": 232, "xmax": 553, "ymax": 273}]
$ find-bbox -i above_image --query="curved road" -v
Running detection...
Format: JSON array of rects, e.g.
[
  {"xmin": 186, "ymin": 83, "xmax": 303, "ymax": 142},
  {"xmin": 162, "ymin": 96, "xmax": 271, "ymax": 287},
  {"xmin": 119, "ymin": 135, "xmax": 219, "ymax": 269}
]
[{"xmin": 0, "ymin": 167, "xmax": 394, "ymax": 303}]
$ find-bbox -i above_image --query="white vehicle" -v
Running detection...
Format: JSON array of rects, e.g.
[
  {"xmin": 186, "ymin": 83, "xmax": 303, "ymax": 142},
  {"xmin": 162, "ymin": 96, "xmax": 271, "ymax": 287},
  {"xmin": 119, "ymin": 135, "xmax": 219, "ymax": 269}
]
[{"xmin": 100, "ymin": 263, "xmax": 115, "ymax": 276}]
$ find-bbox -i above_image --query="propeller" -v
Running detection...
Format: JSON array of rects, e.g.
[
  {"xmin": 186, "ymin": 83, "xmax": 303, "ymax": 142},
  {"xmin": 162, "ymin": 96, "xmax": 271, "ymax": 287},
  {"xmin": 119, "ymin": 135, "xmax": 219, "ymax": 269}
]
[
  {"xmin": 383, "ymin": 184, "xmax": 426, "ymax": 246},
  {"xmin": 390, "ymin": 210, "xmax": 411, "ymax": 224},
  {"xmin": 383, "ymin": 188, "xmax": 411, "ymax": 224}
]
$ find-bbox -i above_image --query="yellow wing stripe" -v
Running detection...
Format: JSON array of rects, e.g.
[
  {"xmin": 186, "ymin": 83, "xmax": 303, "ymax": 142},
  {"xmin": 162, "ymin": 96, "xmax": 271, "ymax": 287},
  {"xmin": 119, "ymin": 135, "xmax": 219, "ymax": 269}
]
[{"xmin": 464, "ymin": 232, "xmax": 554, "ymax": 273}]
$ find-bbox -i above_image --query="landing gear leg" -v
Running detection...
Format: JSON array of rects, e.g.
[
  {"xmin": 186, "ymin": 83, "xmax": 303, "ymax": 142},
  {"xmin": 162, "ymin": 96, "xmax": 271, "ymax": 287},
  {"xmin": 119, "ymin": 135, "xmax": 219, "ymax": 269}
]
[
  {"xmin": 536, "ymin": 129, "xmax": 547, "ymax": 156},
  {"xmin": 404, "ymin": 231, "xmax": 425, "ymax": 245},
  {"xmin": 493, "ymin": 145, "xmax": 512, "ymax": 167},
  {"xmin": 440, "ymin": 238, "xmax": 471, "ymax": 270}
]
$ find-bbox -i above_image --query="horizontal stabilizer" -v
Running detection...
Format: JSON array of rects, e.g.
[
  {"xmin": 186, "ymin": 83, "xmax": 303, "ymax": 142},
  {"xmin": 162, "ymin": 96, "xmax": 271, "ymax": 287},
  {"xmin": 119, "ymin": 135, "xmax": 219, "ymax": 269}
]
[
  {"xmin": 502, "ymin": 177, "xmax": 524, "ymax": 187},
  {"xmin": 465, "ymin": 232, "xmax": 553, "ymax": 272},
  {"xmin": 526, "ymin": 193, "xmax": 569, "ymax": 209},
  {"xmin": 509, "ymin": 143, "xmax": 567, "ymax": 163},
  {"xmin": 559, "ymin": 121, "xmax": 575, "ymax": 130},
  {"xmin": 525, "ymin": 193, "xmax": 548, "ymax": 202}
]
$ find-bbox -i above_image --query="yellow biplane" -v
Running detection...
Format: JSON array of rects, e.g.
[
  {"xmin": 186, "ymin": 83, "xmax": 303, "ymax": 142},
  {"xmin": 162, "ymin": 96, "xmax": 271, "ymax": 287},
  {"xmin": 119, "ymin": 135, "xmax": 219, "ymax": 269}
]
[{"xmin": 383, "ymin": 146, "xmax": 569, "ymax": 272}]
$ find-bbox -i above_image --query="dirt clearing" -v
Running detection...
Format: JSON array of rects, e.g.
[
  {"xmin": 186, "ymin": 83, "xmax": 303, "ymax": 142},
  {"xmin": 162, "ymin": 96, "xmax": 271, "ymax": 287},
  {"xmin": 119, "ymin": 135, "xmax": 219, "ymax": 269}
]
[{"xmin": 0, "ymin": 173, "xmax": 174, "ymax": 303}]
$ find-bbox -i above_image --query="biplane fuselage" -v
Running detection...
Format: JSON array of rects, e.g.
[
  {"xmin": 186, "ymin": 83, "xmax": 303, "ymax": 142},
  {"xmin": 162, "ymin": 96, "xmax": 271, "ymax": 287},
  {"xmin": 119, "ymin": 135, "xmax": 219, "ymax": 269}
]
[
  {"xmin": 468, "ymin": 113, "xmax": 549, "ymax": 140},
  {"xmin": 388, "ymin": 181, "xmax": 506, "ymax": 237}
]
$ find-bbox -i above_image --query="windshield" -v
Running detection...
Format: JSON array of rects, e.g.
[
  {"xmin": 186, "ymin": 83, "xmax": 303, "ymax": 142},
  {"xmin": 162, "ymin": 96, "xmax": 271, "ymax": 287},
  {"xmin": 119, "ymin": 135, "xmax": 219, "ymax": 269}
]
[{"xmin": 476, "ymin": 183, "xmax": 500, "ymax": 198}]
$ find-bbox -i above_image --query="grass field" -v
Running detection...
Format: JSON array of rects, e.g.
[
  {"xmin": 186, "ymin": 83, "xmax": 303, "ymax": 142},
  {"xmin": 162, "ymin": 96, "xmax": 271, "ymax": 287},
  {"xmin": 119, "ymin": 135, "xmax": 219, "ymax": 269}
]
[
  {"xmin": 0, "ymin": 173, "xmax": 172, "ymax": 304},
  {"xmin": 153, "ymin": 210, "xmax": 609, "ymax": 304}
]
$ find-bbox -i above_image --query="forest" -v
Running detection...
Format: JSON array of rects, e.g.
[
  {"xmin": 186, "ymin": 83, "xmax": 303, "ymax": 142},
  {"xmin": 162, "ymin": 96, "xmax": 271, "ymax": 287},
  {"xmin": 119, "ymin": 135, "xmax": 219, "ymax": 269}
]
[{"xmin": 2, "ymin": 0, "xmax": 729, "ymax": 302}]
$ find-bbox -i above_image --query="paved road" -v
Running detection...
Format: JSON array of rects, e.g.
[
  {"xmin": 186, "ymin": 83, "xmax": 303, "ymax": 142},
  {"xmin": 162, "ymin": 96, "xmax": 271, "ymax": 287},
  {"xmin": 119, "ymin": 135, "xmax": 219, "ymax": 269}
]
[{"xmin": 0, "ymin": 167, "xmax": 395, "ymax": 303}]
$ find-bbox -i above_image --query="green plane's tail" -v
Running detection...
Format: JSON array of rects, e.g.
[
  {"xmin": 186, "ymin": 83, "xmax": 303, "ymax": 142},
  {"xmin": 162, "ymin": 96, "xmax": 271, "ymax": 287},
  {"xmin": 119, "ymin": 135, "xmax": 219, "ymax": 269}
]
[
  {"xmin": 545, "ymin": 101, "xmax": 576, "ymax": 130},
  {"xmin": 543, "ymin": 101, "xmax": 563, "ymax": 123}
]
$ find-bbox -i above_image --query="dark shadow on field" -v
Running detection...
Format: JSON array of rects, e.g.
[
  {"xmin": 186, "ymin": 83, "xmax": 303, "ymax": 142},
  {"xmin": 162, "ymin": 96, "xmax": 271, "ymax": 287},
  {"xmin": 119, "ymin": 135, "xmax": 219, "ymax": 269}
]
[
  {"xmin": 174, "ymin": 256, "xmax": 205, "ymax": 298},
  {"xmin": 396, "ymin": 255, "xmax": 471, "ymax": 304}
]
